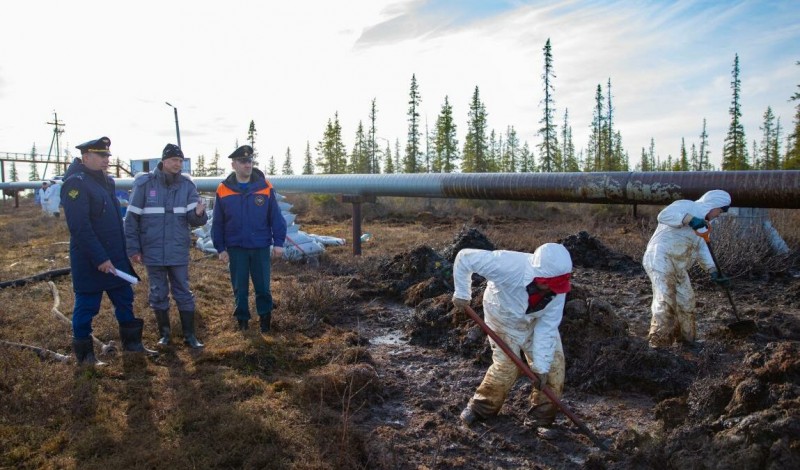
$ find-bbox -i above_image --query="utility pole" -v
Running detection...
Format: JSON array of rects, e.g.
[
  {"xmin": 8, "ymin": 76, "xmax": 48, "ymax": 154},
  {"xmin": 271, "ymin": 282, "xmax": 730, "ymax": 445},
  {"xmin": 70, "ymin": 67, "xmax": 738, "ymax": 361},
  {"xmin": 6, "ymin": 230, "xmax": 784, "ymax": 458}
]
[
  {"xmin": 165, "ymin": 102, "xmax": 182, "ymax": 148},
  {"xmin": 44, "ymin": 112, "xmax": 65, "ymax": 178}
]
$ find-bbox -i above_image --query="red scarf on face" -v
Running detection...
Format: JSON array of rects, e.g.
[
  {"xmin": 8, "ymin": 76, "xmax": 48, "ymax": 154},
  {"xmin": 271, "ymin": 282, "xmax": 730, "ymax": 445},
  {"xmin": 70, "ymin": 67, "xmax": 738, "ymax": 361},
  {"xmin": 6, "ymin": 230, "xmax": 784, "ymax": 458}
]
[{"xmin": 528, "ymin": 273, "xmax": 571, "ymax": 310}]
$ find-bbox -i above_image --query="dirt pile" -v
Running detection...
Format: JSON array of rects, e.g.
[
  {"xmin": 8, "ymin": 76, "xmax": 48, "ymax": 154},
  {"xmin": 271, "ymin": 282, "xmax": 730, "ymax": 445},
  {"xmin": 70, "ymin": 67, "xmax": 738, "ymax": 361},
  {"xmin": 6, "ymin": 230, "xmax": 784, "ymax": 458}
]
[
  {"xmin": 605, "ymin": 341, "xmax": 800, "ymax": 468},
  {"xmin": 560, "ymin": 230, "xmax": 642, "ymax": 272}
]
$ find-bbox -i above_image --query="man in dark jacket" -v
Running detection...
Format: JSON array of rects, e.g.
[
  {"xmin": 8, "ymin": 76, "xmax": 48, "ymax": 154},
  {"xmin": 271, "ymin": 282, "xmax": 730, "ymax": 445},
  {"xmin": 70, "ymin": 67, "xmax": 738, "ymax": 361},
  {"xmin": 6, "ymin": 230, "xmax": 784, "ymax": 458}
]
[
  {"xmin": 125, "ymin": 143, "xmax": 208, "ymax": 348},
  {"xmin": 61, "ymin": 136, "xmax": 157, "ymax": 366},
  {"xmin": 212, "ymin": 145, "xmax": 286, "ymax": 333}
]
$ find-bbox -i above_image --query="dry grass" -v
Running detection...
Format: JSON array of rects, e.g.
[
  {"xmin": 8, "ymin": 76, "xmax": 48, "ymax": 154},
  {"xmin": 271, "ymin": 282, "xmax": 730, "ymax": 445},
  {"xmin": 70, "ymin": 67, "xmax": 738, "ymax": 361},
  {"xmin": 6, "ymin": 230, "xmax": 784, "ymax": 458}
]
[{"xmin": 1, "ymin": 195, "xmax": 797, "ymax": 469}]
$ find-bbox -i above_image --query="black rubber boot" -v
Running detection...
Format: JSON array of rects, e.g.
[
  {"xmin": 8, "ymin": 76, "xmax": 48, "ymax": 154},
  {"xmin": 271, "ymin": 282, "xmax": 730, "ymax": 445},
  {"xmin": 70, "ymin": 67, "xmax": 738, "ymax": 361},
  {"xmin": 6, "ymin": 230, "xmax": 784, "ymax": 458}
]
[
  {"xmin": 179, "ymin": 310, "xmax": 204, "ymax": 348},
  {"xmin": 72, "ymin": 337, "xmax": 106, "ymax": 367},
  {"xmin": 259, "ymin": 313, "xmax": 271, "ymax": 333},
  {"xmin": 119, "ymin": 319, "xmax": 159, "ymax": 356},
  {"xmin": 153, "ymin": 309, "xmax": 171, "ymax": 347},
  {"xmin": 237, "ymin": 319, "xmax": 249, "ymax": 331}
]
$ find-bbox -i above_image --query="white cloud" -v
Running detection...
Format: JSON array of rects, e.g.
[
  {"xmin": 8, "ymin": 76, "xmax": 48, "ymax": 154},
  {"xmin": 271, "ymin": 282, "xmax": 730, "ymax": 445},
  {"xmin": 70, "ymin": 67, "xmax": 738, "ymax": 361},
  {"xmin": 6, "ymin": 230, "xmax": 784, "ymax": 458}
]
[{"xmin": 0, "ymin": 0, "xmax": 797, "ymax": 177}]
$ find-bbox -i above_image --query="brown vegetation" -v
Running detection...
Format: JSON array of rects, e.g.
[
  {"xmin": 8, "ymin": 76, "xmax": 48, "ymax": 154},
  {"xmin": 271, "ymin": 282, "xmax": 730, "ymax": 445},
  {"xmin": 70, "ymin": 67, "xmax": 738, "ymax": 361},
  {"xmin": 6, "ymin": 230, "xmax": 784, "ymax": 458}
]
[{"xmin": 1, "ymin": 195, "xmax": 799, "ymax": 469}]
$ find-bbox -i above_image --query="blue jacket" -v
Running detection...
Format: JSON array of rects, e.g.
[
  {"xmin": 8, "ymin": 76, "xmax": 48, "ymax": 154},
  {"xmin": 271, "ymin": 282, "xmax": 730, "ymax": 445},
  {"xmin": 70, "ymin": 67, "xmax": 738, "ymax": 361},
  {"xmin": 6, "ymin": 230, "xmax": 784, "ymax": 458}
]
[
  {"xmin": 125, "ymin": 164, "xmax": 208, "ymax": 266},
  {"xmin": 212, "ymin": 168, "xmax": 286, "ymax": 253},
  {"xmin": 61, "ymin": 158, "xmax": 135, "ymax": 293}
]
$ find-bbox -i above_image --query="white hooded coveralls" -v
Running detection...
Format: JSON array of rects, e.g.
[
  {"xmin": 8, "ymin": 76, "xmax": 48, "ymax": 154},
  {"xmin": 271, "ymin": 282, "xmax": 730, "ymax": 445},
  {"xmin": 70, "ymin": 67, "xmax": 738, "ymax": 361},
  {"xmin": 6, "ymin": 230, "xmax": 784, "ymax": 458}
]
[
  {"xmin": 453, "ymin": 243, "xmax": 573, "ymax": 419},
  {"xmin": 642, "ymin": 190, "xmax": 731, "ymax": 347},
  {"xmin": 43, "ymin": 182, "xmax": 62, "ymax": 216}
]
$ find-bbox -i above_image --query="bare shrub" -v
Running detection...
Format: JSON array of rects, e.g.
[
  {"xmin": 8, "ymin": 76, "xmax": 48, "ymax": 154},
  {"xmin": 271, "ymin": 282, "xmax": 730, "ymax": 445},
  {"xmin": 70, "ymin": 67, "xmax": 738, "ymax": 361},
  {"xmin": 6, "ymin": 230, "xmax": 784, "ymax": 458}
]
[
  {"xmin": 274, "ymin": 277, "xmax": 355, "ymax": 334},
  {"xmin": 708, "ymin": 216, "xmax": 791, "ymax": 278}
]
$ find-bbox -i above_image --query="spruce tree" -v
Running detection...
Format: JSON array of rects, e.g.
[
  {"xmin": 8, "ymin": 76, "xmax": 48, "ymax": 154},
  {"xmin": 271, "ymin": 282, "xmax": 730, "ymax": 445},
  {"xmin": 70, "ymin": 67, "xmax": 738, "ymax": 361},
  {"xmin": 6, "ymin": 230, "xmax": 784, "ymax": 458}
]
[
  {"xmin": 698, "ymin": 119, "xmax": 711, "ymax": 170},
  {"xmin": 537, "ymin": 38, "xmax": 559, "ymax": 172},
  {"xmin": 267, "ymin": 156, "xmax": 276, "ymax": 175},
  {"xmin": 383, "ymin": 140, "xmax": 395, "ymax": 174},
  {"xmin": 587, "ymin": 84, "xmax": 605, "ymax": 171},
  {"xmin": 462, "ymin": 86, "xmax": 489, "ymax": 173},
  {"xmin": 368, "ymin": 99, "xmax": 379, "ymax": 174},
  {"xmin": 605, "ymin": 78, "xmax": 615, "ymax": 168},
  {"xmin": 785, "ymin": 62, "xmax": 800, "ymax": 169},
  {"xmin": 29, "ymin": 144, "xmax": 40, "ymax": 181},
  {"xmin": 432, "ymin": 95, "xmax": 458, "ymax": 173},
  {"xmin": 282, "ymin": 147, "xmax": 294, "ymax": 175},
  {"xmin": 247, "ymin": 120, "xmax": 258, "ymax": 158},
  {"xmin": 208, "ymin": 149, "xmax": 221, "ymax": 176},
  {"xmin": 302, "ymin": 141, "xmax": 314, "ymax": 175},
  {"xmin": 757, "ymin": 106, "xmax": 779, "ymax": 169},
  {"xmin": 676, "ymin": 138, "xmax": 689, "ymax": 171},
  {"xmin": 194, "ymin": 154, "xmax": 206, "ymax": 177},
  {"xmin": 561, "ymin": 109, "xmax": 579, "ymax": 172},
  {"xmin": 349, "ymin": 122, "xmax": 369, "ymax": 173},
  {"xmin": 315, "ymin": 113, "xmax": 348, "ymax": 174},
  {"xmin": 502, "ymin": 126, "xmax": 519, "ymax": 173},
  {"xmin": 722, "ymin": 54, "xmax": 750, "ymax": 169},
  {"xmin": 404, "ymin": 74, "xmax": 423, "ymax": 173},
  {"xmin": 10, "ymin": 162, "xmax": 19, "ymax": 182}
]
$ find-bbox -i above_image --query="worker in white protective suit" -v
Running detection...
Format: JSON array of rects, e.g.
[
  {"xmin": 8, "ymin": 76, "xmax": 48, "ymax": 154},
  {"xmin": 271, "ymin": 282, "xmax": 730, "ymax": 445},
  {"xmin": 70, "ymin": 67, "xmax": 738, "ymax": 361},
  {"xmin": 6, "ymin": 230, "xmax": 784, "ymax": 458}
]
[
  {"xmin": 642, "ymin": 189, "xmax": 732, "ymax": 348},
  {"xmin": 42, "ymin": 180, "xmax": 62, "ymax": 217},
  {"xmin": 452, "ymin": 243, "xmax": 573, "ymax": 432}
]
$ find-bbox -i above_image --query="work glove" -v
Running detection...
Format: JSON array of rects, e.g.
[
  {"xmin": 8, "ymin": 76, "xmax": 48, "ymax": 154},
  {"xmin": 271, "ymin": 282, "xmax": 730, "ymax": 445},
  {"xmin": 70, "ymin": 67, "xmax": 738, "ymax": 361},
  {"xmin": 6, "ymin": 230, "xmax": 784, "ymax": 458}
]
[
  {"xmin": 453, "ymin": 297, "xmax": 469, "ymax": 316},
  {"xmin": 710, "ymin": 271, "xmax": 731, "ymax": 288},
  {"xmin": 534, "ymin": 372, "xmax": 548, "ymax": 391},
  {"xmin": 688, "ymin": 216, "xmax": 708, "ymax": 230}
]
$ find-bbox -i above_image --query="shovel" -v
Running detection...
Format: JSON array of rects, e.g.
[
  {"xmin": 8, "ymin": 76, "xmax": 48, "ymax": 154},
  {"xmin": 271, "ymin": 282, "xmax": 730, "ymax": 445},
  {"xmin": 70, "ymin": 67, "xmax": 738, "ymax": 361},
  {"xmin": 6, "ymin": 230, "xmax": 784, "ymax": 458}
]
[{"xmin": 695, "ymin": 228, "xmax": 757, "ymax": 334}]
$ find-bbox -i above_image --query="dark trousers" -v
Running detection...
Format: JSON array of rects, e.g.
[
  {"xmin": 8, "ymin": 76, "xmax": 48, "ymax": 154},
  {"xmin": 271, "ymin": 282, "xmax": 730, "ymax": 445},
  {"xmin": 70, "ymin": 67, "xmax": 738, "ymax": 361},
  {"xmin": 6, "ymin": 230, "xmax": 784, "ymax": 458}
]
[
  {"xmin": 72, "ymin": 284, "xmax": 136, "ymax": 339},
  {"xmin": 228, "ymin": 247, "xmax": 272, "ymax": 320},
  {"xmin": 146, "ymin": 264, "xmax": 194, "ymax": 311}
]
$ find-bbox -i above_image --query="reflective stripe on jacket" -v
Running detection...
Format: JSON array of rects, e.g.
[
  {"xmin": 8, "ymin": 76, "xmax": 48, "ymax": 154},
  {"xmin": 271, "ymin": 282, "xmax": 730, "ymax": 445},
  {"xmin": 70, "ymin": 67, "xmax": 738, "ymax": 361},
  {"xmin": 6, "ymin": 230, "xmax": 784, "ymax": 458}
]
[{"xmin": 125, "ymin": 164, "xmax": 208, "ymax": 266}]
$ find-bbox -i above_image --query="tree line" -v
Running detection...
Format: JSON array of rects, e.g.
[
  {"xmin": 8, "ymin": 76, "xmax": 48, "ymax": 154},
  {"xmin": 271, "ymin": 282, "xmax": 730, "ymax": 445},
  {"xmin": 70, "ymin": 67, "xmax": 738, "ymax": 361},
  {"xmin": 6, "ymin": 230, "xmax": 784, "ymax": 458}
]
[
  {"xmin": 211, "ymin": 43, "xmax": 796, "ymax": 176},
  {"xmin": 13, "ymin": 42, "xmax": 795, "ymax": 182}
]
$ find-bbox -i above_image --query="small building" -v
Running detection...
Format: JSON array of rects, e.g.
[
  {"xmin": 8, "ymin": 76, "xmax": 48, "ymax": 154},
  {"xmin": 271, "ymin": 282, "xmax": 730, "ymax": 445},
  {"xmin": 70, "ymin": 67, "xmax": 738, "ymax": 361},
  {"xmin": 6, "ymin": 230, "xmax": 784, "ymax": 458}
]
[{"xmin": 130, "ymin": 158, "xmax": 192, "ymax": 175}]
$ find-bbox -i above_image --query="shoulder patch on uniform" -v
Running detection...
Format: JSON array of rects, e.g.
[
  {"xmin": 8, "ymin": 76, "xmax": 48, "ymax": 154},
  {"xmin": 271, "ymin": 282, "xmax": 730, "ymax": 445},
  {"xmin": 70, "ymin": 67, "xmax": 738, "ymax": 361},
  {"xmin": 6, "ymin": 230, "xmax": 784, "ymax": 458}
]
[{"xmin": 68, "ymin": 188, "xmax": 80, "ymax": 200}]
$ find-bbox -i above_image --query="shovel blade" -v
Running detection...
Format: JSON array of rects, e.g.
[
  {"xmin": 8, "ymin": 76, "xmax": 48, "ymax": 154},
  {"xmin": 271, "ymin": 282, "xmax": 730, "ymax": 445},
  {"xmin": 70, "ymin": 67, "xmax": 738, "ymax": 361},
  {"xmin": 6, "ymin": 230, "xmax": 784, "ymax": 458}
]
[{"xmin": 727, "ymin": 319, "xmax": 757, "ymax": 335}]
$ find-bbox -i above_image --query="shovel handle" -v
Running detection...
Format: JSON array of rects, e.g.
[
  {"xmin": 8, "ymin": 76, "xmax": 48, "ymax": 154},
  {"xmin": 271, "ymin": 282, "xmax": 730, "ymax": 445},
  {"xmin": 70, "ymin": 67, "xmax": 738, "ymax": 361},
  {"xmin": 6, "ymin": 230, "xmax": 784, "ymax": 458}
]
[
  {"xmin": 699, "ymin": 234, "xmax": 742, "ymax": 321},
  {"xmin": 463, "ymin": 305, "xmax": 609, "ymax": 450}
]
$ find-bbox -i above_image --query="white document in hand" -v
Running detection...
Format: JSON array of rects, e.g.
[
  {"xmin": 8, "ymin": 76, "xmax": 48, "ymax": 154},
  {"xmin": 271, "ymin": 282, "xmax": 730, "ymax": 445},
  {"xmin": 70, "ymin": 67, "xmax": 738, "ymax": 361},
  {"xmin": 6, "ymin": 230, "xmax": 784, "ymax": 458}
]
[{"xmin": 114, "ymin": 269, "xmax": 139, "ymax": 285}]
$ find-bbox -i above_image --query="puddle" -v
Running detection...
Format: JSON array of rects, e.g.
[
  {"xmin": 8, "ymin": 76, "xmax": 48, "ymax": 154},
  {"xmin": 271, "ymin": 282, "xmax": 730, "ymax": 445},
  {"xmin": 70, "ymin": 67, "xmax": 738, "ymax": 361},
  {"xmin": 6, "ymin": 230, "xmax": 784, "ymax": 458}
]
[{"xmin": 370, "ymin": 330, "xmax": 409, "ymax": 346}]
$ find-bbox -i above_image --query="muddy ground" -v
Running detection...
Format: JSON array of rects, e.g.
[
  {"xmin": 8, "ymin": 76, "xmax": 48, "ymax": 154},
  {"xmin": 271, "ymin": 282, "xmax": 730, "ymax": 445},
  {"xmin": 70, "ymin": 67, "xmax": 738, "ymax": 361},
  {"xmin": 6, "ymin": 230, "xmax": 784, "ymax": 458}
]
[
  {"xmin": 2, "ymin": 201, "xmax": 799, "ymax": 469},
  {"xmin": 328, "ymin": 227, "xmax": 800, "ymax": 469}
]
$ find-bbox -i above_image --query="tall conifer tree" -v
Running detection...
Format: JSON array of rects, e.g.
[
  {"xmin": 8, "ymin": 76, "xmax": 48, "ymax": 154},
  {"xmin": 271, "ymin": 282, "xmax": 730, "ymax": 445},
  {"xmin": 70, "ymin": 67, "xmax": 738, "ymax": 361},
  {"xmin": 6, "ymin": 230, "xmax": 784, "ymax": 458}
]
[
  {"xmin": 432, "ymin": 95, "xmax": 458, "ymax": 173},
  {"xmin": 722, "ymin": 54, "xmax": 750, "ymax": 169},
  {"xmin": 302, "ymin": 141, "xmax": 314, "ymax": 175},
  {"xmin": 404, "ymin": 74, "xmax": 423, "ymax": 173},
  {"xmin": 537, "ymin": 38, "xmax": 559, "ymax": 172},
  {"xmin": 282, "ymin": 147, "xmax": 294, "ymax": 175},
  {"xmin": 785, "ymin": 62, "xmax": 800, "ymax": 169},
  {"xmin": 462, "ymin": 86, "xmax": 488, "ymax": 173}
]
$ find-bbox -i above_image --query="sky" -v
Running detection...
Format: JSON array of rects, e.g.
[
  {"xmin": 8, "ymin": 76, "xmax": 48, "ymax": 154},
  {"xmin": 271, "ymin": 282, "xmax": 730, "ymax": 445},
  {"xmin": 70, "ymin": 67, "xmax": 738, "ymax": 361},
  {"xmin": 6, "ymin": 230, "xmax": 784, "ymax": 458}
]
[{"xmin": 1, "ymin": 0, "xmax": 798, "ymax": 179}]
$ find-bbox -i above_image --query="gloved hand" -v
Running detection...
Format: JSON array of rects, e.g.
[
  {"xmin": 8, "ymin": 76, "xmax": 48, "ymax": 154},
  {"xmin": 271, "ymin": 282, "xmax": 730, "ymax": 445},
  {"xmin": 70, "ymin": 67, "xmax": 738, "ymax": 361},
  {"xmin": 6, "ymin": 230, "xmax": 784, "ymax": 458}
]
[
  {"xmin": 534, "ymin": 372, "xmax": 548, "ymax": 391},
  {"xmin": 688, "ymin": 216, "xmax": 708, "ymax": 230},
  {"xmin": 710, "ymin": 271, "xmax": 731, "ymax": 288},
  {"xmin": 452, "ymin": 297, "xmax": 470, "ymax": 321}
]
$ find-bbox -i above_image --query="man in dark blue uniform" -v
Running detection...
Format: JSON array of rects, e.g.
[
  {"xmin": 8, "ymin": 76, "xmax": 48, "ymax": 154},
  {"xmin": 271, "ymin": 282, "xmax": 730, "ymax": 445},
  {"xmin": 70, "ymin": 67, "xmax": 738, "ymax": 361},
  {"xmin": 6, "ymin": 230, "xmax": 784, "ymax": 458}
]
[
  {"xmin": 212, "ymin": 145, "xmax": 287, "ymax": 333},
  {"xmin": 62, "ymin": 136, "xmax": 157, "ymax": 366}
]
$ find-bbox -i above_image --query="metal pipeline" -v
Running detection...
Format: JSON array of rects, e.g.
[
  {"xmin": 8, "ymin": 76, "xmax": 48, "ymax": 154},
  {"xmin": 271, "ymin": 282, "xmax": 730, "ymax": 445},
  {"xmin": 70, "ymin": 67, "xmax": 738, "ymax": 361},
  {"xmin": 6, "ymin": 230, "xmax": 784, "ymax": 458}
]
[{"xmin": 2, "ymin": 170, "xmax": 799, "ymax": 208}]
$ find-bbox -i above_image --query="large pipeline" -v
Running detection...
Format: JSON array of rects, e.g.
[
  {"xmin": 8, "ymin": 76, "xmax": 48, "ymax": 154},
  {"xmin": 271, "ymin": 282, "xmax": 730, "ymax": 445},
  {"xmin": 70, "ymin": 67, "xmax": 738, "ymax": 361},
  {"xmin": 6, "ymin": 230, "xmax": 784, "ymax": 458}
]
[{"xmin": 2, "ymin": 171, "xmax": 799, "ymax": 208}]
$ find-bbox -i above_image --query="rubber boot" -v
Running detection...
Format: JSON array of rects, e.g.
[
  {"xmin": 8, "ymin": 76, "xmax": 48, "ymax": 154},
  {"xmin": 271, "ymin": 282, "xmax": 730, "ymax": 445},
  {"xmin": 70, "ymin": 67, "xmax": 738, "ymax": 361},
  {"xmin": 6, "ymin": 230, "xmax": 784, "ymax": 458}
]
[
  {"xmin": 179, "ymin": 310, "xmax": 204, "ymax": 348},
  {"xmin": 259, "ymin": 313, "xmax": 271, "ymax": 334},
  {"xmin": 72, "ymin": 337, "xmax": 106, "ymax": 367},
  {"xmin": 153, "ymin": 309, "xmax": 171, "ymax": 347},
  {"xmin": 119, "ymin": 318, "xmax": 159, "ymax": 356}
]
